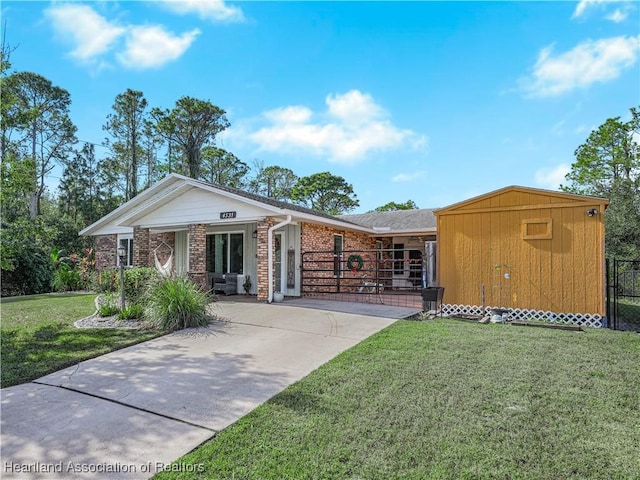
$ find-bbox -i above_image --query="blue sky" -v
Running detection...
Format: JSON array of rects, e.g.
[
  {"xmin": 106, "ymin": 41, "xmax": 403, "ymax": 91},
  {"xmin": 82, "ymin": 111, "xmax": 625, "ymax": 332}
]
[{"xmin": 3, "ymin": 0, "xmax": 639, "ymax": 212}]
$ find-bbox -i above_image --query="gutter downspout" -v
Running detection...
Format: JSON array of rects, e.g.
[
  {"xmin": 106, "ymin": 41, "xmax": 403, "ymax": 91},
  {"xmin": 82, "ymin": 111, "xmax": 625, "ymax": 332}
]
[{"xmin": 268, "ymin": 215, "xmax": 292, "ymax": 303}]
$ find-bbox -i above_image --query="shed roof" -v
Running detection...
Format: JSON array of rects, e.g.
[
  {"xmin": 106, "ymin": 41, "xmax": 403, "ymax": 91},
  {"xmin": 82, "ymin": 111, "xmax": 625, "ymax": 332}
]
[{"xmin": 435, "ymin": 185, "xmax": 609, "ymax": 215}]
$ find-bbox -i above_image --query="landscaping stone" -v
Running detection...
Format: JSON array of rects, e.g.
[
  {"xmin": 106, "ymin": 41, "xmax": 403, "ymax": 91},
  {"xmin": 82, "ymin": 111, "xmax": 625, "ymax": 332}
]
[{"xmin": 74, "ymin": 313, "xmax": 146, "ymax": 330}]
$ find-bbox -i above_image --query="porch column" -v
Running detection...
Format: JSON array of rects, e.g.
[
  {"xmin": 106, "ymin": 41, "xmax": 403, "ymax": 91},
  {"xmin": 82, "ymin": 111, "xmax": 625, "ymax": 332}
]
[
  {"xmin": 133, "ymin": 227, "xmax": 150, "ymax": 267},
  {"xmin": 256, "ymin": 218, "xmax": 274, "ymax": 301},
  {"xmin": 188, "ymin": 223, "xmax": 207, "ymax": 288}
]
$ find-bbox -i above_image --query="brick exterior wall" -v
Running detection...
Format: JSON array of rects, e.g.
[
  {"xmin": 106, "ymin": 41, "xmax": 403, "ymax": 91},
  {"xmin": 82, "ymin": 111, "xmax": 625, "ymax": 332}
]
[
  {"xmin": 188, "ymin": 224, "xmax": 207, "ymax": 288},
  {"xmin": 95, "ymin": 231, "xmax": 177, "ymax": 273},
  {"xmin": 93, "ymin": 219, "xmax": 382, "ymax": 301},
  {"xmin": 95, "ymin": 234, "xmax": 117, "ymax": 270},
  {"xmin": 300, "ymin": 222, "xmax": 376, "ymax": 295},
  {"xmin": 133, "ymin": 227, "xmax": 150, "ymax": 267},
  {"xmin": 256, "ymin": 218, "xmax": 275, "ymax": 301}
]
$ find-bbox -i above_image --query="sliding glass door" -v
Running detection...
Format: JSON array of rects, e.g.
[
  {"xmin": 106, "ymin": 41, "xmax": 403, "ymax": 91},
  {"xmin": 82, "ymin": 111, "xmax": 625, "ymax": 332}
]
[{"xmin": 206, "ymin": 232, "xmax": 244, "ymax": 273}]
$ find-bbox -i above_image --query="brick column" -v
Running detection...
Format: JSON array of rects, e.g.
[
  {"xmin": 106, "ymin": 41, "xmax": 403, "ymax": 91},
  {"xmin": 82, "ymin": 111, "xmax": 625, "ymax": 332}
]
[
  {"xmin": 188, "ymin": 224, "xmax": 207, "ymax": 288},
  {"xmin": 95, "ymin": 234, "xmax": 117, "ymax": 270},
  {"xmin": 133, "ymin": 227, "xmax": 150, "ymax": 267},
  {"xmin": 256, "ymin": 218, "xmax": 275, "ymax": 301}
]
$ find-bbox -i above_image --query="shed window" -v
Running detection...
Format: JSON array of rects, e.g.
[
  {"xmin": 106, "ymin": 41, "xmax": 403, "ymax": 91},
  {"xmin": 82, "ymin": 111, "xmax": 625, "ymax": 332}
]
[{"xmin": 522, "ymin": 219, "xmax": 553, "ymax": 240}]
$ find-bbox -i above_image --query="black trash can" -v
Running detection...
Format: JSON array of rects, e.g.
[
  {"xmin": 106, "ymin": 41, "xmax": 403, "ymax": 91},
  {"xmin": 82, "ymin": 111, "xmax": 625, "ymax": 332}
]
[{"xmin": 422, "ymin": 287, "xmax": 444, "ymax": 315}]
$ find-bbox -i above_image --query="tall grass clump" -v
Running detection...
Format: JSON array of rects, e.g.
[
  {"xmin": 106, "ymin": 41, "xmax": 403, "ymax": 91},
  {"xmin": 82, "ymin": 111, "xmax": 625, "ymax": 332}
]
[{"xmin": 145, "ymin": 276, "xmax": 215, "ymax": 331}]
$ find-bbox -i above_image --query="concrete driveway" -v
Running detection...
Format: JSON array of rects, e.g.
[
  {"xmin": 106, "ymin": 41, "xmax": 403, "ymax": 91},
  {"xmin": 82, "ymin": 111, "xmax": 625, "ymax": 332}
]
[{"xmin": 1, "ymin": 302, "xmax": 397, "ymax": 479}]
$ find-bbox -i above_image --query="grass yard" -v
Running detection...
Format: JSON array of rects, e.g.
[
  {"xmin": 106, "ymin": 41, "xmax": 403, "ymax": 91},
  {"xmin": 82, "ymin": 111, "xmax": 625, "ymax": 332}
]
[
  {"xmin": 155, "ymin": 319, "xmax": 640, "ymax": 480},
  {"xmin": 1, "ymin": 293, "xmax": 161, "ymax": 388},
  {"xmin": 616, "ymin": 297, "xmax": 640, "ymax": 327}
]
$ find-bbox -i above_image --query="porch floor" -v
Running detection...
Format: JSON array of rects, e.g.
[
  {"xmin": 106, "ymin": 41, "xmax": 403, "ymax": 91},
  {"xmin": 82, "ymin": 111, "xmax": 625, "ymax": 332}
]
[{"xmin": 216, "ymin": 294, "xmax": 422, "ymax": 319}]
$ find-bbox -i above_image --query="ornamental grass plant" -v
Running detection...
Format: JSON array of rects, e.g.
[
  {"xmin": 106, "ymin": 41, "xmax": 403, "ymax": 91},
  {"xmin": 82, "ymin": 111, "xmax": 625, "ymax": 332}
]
[{"xmin": 145, "ymin": 275, "xmax": 215, "ymax": 331}]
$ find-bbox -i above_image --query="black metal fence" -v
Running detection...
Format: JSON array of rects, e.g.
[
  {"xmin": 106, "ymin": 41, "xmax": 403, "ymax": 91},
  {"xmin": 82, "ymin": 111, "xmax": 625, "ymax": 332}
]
[
  {"xmin": 607, "ymin": 258, "xmax": 640, "ymax": 332},
  {"xmin": 300, "ymin": 248, "xmax": 425, "ymax": 308}
]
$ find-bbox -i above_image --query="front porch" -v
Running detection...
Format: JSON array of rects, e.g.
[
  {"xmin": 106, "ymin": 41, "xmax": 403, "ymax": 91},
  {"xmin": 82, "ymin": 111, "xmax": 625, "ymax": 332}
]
[
  {"xmin": 128, "ymin": 218, "xmax": 302, "ymax": 302},
  {"xmin": 299, "ymin": 246, "xmax": 437, "ymax": 310}
]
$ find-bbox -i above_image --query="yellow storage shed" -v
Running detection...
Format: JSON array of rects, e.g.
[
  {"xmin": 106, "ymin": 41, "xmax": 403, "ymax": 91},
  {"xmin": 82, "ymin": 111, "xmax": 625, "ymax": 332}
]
[{"xmin": 435, "ymin": 186, "xmax": 609, "ymax": 316}]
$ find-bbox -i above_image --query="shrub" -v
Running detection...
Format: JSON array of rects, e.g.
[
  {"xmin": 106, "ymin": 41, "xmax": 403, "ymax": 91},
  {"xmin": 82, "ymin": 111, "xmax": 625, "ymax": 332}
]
[
  {"xmin": 1, "ymin": 248, "xmax": 54, "ymax": 296},
  {"xmin": 123, "ymin": 267, "xmax": 159, "ymax": 304},
  {"xmin": 117, "ymin": 303, "xmax": 145, "ymax": 321},
  {"xmin": 98, "ymin": 303, "xmax": 120, "ymax": 317},
  {"xmin": 145, "ymin": 276, "xmax": 215, "ymax": 331},
  {"xmin": 98, "ymin": 293, "xmax": 120, "ymax": 317},
  {"xmin": 91, "ymin": 267, "xmax": 158, "ymax": 300},
  {"xmin": 51, "ymin": 248, "xmax": 95, "ymax": 292},
  {"xmin": 53, "ymin": 265, "xmax": 82, "ymax": 292},
  {"xmin": 93, "ymin": 268, "xmax": 119, "ymax": 293},
  {"xmin": 75, "ymin": 248, "xmax": 96, "ymax": 289}
]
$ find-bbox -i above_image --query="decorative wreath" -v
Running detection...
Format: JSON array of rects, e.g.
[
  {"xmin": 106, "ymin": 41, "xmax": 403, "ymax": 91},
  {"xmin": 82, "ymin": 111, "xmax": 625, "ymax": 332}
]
[{"xmin": 347, "ymin": 254, "xmax": 364, "ymax": 274}]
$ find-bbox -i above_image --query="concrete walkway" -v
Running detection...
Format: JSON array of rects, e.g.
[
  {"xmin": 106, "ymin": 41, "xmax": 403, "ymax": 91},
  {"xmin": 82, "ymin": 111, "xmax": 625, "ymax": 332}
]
[
  {"xmin": 1, "ymin": 303, "xmax": 397, "ymax": 479},
  {"xmin": 280, "ymin": 297, "xmax": 421, "ymax": 319}
]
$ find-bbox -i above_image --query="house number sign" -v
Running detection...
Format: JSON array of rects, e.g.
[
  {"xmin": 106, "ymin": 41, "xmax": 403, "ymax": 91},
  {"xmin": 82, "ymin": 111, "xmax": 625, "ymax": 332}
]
[{"xmin": 220, "ymin": 211, "xmax": 237, "ymax": 219}]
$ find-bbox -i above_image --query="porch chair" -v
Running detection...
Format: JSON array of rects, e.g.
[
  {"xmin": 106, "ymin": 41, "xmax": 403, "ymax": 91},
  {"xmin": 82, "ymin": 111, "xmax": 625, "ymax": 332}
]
[{"xmin": 212, "ymin": 273, "xmax": 238, "ymax": 296}]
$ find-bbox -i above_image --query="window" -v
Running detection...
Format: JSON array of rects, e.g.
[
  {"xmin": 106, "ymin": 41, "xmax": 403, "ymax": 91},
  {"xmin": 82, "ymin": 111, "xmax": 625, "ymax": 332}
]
[
  {"xmin": 117, "ymin": 235, "xmax": 134, "ymax": 267},
  {"xmin": 333, "ymin": 234, "xmax": 343, "ymax": 277},
  {"xmin": 206, "ymin": 233, "xmax": 244, "ymax": 273},
  {"xmin": 522, "ymin": 219, "xmax": 553, "ymax": 240}
]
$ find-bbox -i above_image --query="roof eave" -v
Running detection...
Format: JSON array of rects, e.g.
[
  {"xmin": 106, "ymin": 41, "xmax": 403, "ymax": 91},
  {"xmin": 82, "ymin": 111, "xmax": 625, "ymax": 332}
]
[
  {"xmin": 372, "ymin": 227, "xmax": 437, "ymax": 236},
  {"xmin": 435, "ymin": 185, "xmax": 610, "ymax": 215},
  {"xmin": 79, "ymin": 174, "xmax": 184, "ymax": 236}
]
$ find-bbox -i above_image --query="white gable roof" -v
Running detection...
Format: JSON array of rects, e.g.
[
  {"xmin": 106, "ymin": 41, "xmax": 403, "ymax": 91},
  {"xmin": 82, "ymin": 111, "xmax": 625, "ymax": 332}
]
[{"xmin": 80, "ymin": 174, "xmax": 372, "ymax": 236}]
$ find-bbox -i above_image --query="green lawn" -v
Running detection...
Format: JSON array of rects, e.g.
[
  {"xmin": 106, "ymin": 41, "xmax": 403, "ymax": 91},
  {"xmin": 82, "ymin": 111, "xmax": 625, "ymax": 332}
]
[
  {"xmin": 1, "ymin": 293, "xmax": 161, "ymax": 388},
  {"xmin": 155, "ymin": 319, "xmax": 640, "ymax": 480},
  {"xmin": 616, "ymin": 297, "xmax": 640, "ymax": 327}
]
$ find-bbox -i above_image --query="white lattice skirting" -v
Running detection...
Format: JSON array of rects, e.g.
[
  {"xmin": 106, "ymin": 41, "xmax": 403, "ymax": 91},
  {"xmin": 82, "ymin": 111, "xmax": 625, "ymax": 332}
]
[{"xmin": 441, "ymin": 304, "xmax": 603, "ymax": 328}]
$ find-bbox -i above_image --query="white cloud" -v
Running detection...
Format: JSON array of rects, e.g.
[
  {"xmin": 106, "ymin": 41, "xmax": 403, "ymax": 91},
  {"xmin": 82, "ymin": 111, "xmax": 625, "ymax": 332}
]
[
  {"xmin": 158, "ymin": 0, "xmax": 244, "ymax": 22},
  {"xmin": 117, "ymin": 26, "xmax": 200, "ymax": 69},
  {"xmin": 572, "ymin": 0, "xmax": 606, "ymax": 19},
  {"xmin": 392, "ymin": 171, "xmax": 426, "ymax": 183},
  {"xmin": 572, "ymin": 0, "xmax": 635, "ymax": 22},
  {"xmin": 45, "ymin": 4, "xmax": 125, "ymax": 61},
  {"xmin": 519, "ymin": 35, "xmax": 640, "ymax": 97},
  {"xmin": 248, "ymin": 90, "xmax": 427, "ymax": 163},
  {"xmin": 326, "ymin": 90, "xmax": 384, "ymax": 124},
  {"xmin": 45, "ymin": 4, "xmax": 200, "ymax": 71},
  {"xmin": 535, "ymin": 164, "xmax": 571, "ymax": 189},
  {"xmin": 264, "ymin": 106, "xmax": 313, "ymax": 124},
  {"xmin": 606, "ymin": 8, "xmax": 628, "ymax": 22}
]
